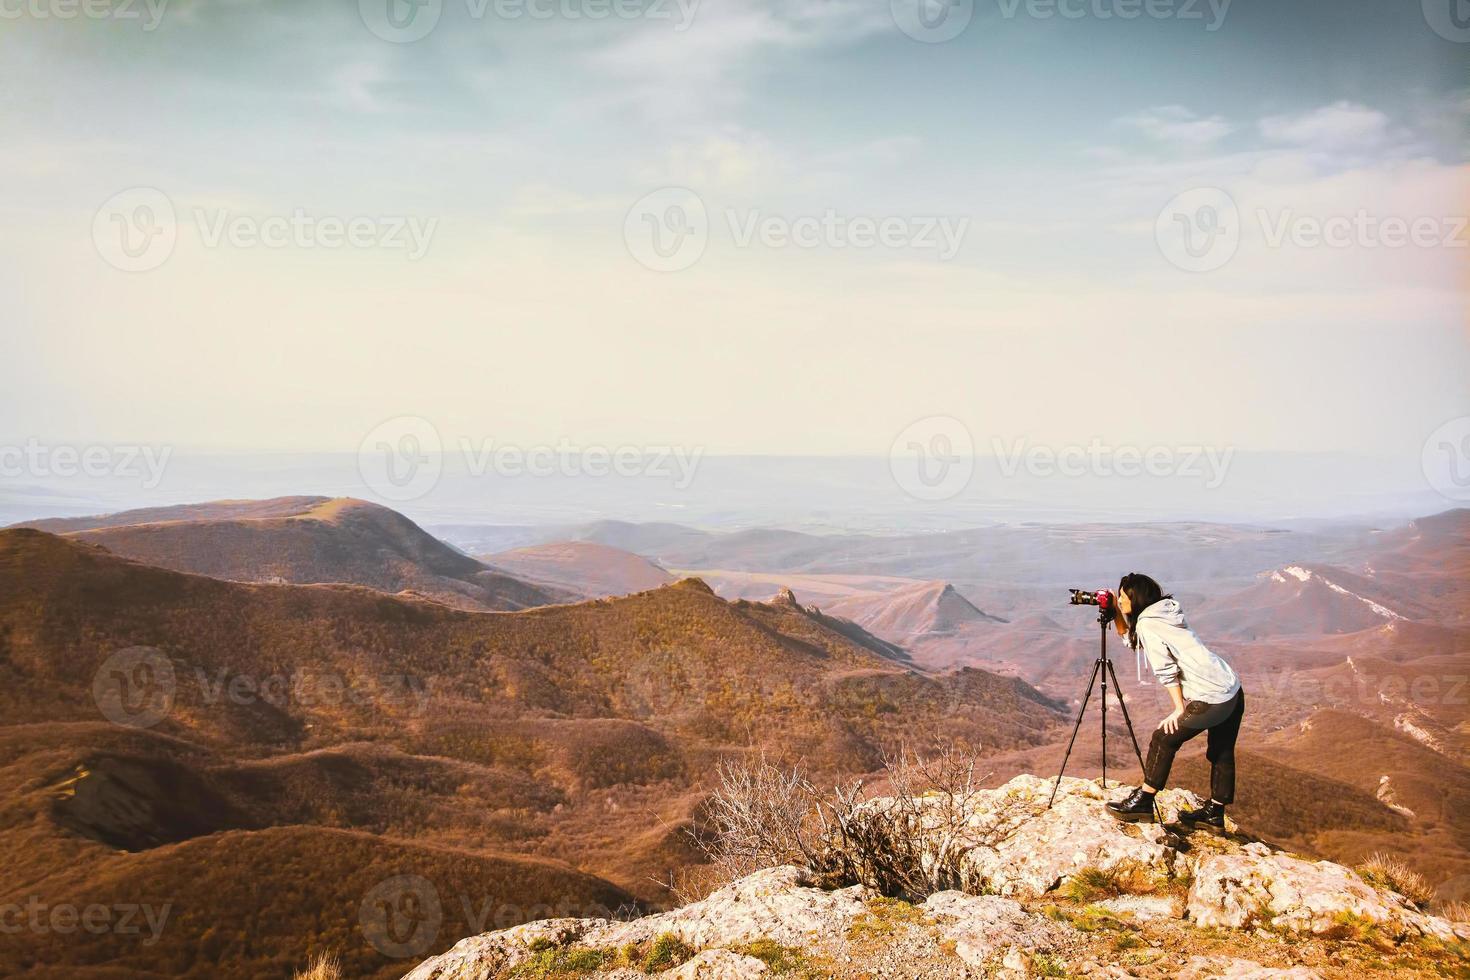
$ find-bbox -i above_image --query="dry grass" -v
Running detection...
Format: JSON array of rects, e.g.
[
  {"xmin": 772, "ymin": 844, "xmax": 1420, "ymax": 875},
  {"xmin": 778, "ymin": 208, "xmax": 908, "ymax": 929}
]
[
  {"xmin": 1439, "ymin": 899, "xmax": 1470, "ymax": 924},
  {"xmin": 1358, "ymin": 852, "xmax": 1435, "ymax": 908},
  {"xmin": 293, "ymin": 951, "xmax": 341, "ymax": 980}
]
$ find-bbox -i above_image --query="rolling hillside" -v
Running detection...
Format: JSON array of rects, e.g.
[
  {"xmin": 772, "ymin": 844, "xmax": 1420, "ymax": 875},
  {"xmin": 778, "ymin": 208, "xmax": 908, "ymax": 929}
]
[
  {"xmin": 0, "ymin": 528, "xmax": 1064, "ymax": 978},
  {"xmin": 10, "ymin": 496, "xmax": 560, "ymax": 611}
]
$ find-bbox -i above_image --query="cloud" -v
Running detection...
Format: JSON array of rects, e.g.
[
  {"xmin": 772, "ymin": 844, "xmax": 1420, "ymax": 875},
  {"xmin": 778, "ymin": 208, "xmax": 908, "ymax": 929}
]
[
  {"xmin": 1119, "ymin": 105, "xmax": 1233, "ymax": 147},
  {"xmin": 1259, "ymin": 101, "xmax": 1392, "ymax": 151}
]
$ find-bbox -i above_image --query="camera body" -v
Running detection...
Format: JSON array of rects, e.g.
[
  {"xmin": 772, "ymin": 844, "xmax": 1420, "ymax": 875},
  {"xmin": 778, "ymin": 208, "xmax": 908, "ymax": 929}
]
[
  {"xmin": 1069, "ymin": 588, "xmax": 1117, "ymax": 626},
  {"xmin": 1068, "ymin": 588, "xmax": 1114, "ymax": 611}
]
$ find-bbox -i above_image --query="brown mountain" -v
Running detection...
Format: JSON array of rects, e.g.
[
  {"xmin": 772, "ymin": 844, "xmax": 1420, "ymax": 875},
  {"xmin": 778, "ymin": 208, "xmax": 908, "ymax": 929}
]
[
  {"xmin": 0, "ymin": 528, "xmax": 1063, "ymax": 979},
  {"xmin": 481, "ymin": 540, "xmax": 675, "ymax": 598},
  {"xmin": 10, "ymin": 495, "xmax": 559, "ymax": 611}
]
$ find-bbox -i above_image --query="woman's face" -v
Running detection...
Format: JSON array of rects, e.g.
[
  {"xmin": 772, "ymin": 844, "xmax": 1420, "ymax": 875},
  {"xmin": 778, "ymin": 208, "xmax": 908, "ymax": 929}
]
[{"xmin": 1116, "ymin": 589, "xmax": 1133, "ymax": 616}]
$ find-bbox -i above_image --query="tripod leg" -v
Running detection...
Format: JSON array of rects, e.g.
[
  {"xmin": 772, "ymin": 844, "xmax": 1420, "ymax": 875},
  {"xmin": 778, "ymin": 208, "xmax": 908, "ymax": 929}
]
[
  {"xmin": 1100, "ymin": 646, "xmax": 1108, "ymax": 790},
  {"xmin": 1103, "ymin": 656, "xmax": 1148, "ymax": 771},
  {"xmin": 1048, "ymin": 657, "xmax": 1103, "ymax": 809}
]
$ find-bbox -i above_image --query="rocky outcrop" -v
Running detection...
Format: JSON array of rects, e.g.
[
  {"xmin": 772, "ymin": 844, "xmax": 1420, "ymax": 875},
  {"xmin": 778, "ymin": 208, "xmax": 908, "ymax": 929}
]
[
  {"xmin": 402, "ymin": 774, "xmax": 1465, "ymax": 980},
  {"xmin": 952, "ymin": 774, "xmax": 1194, "ymax": 896}
]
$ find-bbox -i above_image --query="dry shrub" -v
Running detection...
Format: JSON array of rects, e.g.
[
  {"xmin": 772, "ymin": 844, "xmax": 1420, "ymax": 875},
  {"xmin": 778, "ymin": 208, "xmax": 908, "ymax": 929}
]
[
  {"xmin": 1439, "ymin": 900, "xmax": 1470, "ymax": 924},
  {"xmin": 293, "ymin": 951, "xmax": 341, "ymax": 980},
  {"xmin": 695, "ymin": 745, "xmax": 1023, "ymax": 899},
  {"xmin": 1358, "ymin": 853, "xmax": 1435, "ymax": 908}
]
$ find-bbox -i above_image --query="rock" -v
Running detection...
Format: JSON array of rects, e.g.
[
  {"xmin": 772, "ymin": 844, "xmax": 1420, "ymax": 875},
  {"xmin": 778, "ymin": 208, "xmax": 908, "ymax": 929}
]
[
  {"xmin": 922, "ymin": 890, "xmax": 1070, "ymax": 968},
  {"xmin": 663, "ymin": 949, "xmax": 770, "ymax": 978},
  {"xmin": 1187, "ymin": 848, "xmax": 1455, "ymax": 942},
  {"xmin": 1179, "ymin": 955, "xmax": 1324, "ymax": 978},
  {"xmin": 946, "ymin": 775, "xmax": 1191, "ymax": 897}
]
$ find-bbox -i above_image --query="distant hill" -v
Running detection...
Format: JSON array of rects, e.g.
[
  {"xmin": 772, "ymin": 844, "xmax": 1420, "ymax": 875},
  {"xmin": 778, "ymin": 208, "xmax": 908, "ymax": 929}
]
[
  {"xmin": 482, "ymin": 540, "xmax": 675, "ymax": 598},
  {"xmin": 826, "ymin": 580, "xmax": 1007, "ymax": 640},
  {"xmin": 10, "ymin": 496, "xmax": 560, "ymax": 611},
  {"xmin": 0, "ymin": 529, "xmax": 1063, "ymax": 979},
  {"xmin": 1195, "ymin": 562, "xmax": 1427, "ymax": 640}
]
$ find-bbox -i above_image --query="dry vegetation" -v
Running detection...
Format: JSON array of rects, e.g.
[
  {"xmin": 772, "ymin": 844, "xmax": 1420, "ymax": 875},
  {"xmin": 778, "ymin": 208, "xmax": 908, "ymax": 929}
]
[{"xmin": 693, "ymin": 747, "xmax": 1021, "ymax": 900}]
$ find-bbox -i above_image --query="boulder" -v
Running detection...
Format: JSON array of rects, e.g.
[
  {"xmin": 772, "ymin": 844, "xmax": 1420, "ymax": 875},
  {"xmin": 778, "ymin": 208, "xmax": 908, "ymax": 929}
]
[{"xmin": 1187, "ymin": 842, "xmax": 1455, "ymax": 941}]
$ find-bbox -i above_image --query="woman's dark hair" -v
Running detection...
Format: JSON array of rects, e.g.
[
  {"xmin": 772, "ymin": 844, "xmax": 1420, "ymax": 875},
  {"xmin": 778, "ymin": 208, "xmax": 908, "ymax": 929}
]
[{"xmin": 1118, "ymin": 572, "xmax": 1171, "ymax": 651}]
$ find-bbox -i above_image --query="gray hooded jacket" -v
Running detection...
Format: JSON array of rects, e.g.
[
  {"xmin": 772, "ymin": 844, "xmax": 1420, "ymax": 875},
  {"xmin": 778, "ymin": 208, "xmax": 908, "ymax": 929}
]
[{"xmin": 1134, "ymin": 597, "xmax": 1240, "ymax": 705}]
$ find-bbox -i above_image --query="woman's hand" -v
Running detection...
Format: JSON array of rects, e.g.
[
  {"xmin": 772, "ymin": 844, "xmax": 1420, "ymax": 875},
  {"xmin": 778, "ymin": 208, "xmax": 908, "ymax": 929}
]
[{"xmin": 1160, "ymin": 708, "xmax": 1185, "ymax": 734}]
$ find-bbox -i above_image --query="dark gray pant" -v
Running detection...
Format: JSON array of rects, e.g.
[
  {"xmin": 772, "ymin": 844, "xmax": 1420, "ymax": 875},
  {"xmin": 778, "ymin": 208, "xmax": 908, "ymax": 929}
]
[{"xmin": 1142, "ymin": 688, "xmax": 1244, "ymax": 804}]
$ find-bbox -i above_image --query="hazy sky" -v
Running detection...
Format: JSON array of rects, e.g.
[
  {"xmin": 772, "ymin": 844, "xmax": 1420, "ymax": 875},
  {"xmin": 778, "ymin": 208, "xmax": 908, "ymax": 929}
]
[{"xmin": 2, "ymin": 0, "xmax": 1466, "ymax": 462}]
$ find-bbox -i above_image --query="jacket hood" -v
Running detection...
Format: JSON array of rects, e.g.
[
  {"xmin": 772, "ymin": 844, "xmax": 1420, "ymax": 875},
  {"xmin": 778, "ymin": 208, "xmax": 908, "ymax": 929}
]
[{"xmin": 1137, "ymin": 596, "xmax": 1186, "ymax": 627}]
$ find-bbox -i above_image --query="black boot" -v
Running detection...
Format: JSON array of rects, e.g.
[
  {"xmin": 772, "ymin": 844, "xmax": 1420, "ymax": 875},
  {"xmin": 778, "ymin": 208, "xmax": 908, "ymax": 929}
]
[
  {"xmin": 1105, "ymin": 787, "xmax": 1156, "ymax": 823},
  {"xmin": 1179, "ymin": 799, "xmax": 1227, "ymax": 832}
]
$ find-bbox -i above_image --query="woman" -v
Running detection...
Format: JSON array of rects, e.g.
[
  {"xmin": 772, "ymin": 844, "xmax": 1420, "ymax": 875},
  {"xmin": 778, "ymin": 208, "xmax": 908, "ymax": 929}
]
[{"xmin": 1104, "ymin": 572, "xmax": 1244, "ymax": 829}]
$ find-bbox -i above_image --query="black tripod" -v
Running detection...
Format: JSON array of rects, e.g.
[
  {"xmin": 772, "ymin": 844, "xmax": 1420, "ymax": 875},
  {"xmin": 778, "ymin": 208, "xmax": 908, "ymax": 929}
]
[{"xmin": 1047, "ymin": 606, "xmax": 1151, "ymax": 811}]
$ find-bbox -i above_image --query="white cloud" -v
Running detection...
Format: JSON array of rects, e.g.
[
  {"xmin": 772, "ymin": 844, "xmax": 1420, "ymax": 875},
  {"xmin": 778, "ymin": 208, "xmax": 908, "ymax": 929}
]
[
  {"xmin": 1119, "ymin": 105, "xmax": 1233, "ymax": 147},
  {"xmin": 1259, "ymin": 101, "xmax": 1392, "ymax": 151}
]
